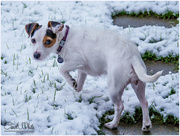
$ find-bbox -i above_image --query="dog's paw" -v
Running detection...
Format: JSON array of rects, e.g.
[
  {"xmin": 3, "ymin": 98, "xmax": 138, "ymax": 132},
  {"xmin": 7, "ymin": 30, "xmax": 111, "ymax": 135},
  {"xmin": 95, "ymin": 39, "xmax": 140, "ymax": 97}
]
[
  {"xmin": 72, "ymin": 79, "xmax": 77, "ymax": 90},
  {"xmin": 76, "ymin": 88, "xmax": 82, "ymax": 92},
  {"xmin": 142, "ymin": 122, "xmax": 152, "ymax": 131},
  {"xmin": 104, "ymin": 121, "xmax": 118, "ymax": 130}
]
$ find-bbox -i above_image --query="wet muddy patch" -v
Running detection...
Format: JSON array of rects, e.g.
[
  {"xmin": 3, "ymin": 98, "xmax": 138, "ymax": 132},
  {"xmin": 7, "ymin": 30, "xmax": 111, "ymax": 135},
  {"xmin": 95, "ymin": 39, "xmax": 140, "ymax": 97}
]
[
  {"xmin": 101, "ymin": 122, "xmax": 179, "ymax": 135},
  {"xmin": 144, "ymin": 60, "xmax": 178, "ymax": 76},
  {"xmin": 113, "ymin": 15, "xmax": 178, "ymax": 28}
]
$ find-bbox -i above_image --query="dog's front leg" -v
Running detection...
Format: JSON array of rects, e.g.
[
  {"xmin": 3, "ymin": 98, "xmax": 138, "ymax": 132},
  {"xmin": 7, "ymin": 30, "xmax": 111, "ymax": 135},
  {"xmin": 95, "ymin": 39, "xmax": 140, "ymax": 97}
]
[
  {"xmin": 77, "ymin": 70, "xmax": 87, "ymax": 92},
  {"xmin": 60, "ymin": 62, "xmax": 81, "ymax": 90}
]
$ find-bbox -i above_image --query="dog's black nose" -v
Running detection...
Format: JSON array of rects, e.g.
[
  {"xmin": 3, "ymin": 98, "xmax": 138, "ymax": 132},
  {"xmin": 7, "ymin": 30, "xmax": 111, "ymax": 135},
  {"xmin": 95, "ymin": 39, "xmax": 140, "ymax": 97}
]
[{"xmin": 34, "ymin": 52, "xmax": 41, "ymax": 59}]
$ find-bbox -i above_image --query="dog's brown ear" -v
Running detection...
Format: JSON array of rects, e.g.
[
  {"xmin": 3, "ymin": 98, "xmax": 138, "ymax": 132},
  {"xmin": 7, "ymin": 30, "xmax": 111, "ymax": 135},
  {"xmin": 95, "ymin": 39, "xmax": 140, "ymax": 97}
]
[
  {"xmin": 48, "ymin": 21, "xmax": 64, "ymax": 33},
  {"xmin": 25, "ymin": 23, "xmax": 40, "ymax": 38}
]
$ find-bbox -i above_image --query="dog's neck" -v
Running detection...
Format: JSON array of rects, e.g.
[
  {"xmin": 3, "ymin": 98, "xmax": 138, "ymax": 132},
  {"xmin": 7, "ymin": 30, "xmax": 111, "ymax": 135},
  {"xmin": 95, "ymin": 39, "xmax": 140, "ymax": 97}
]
[
  {"xmin": 56, "ymin": 25, "xmax": 70, "ymax": 63},
  {"xmin": 57, "ymin": 25, "xmax": 69, "ymax": 54}
]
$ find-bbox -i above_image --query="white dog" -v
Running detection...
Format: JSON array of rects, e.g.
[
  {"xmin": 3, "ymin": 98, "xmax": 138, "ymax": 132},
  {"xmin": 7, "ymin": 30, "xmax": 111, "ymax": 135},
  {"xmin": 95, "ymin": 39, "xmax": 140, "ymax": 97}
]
[{"xmin": 25, "ymin": 21, "xmax": 163, "ymax": 131}]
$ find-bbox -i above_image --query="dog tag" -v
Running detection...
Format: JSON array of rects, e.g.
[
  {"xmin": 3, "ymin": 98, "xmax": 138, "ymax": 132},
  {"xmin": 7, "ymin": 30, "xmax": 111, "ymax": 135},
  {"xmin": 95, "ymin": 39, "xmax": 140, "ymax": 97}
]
[{"xmin": 57, "ymin": 56, "xmax": 63, "ymax": 63}]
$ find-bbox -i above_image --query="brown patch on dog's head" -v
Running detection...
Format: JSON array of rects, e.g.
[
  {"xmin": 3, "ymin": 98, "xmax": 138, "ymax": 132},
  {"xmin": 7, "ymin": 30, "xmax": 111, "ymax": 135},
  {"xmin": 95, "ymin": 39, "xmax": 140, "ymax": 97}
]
[
  {"xmin": 43, "ymin": 36, "xmax": 56, "ymax": 48},
  {"xmin": 43, "ymin": 29, "xmax": 57, "ymax": 48},
  {"xmin": 43, "ymin": 21, "xmax": 64, "ymax": 47}
]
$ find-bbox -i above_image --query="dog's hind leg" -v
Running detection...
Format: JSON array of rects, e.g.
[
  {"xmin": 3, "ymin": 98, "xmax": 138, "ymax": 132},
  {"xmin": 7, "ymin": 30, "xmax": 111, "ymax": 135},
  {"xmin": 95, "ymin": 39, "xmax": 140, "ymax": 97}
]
[
  {"xmin": 104, "ymin": 97, "xmax": 124, "ymax": 129},
  {"xmin": 104, "ymin": 70, "xmax": 128, "ymax": 129},
  {"xmin": 76, "ymin": 70, "xmax": 87, "ymax": 92},
  {"xmin": 131, "ymin": 80, "xmax": 152, "ymax": 131}
]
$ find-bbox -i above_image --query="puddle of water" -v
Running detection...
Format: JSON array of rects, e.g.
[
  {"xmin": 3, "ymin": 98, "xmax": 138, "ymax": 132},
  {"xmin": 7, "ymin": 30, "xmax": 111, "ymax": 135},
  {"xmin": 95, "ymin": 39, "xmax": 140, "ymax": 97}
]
[
  {"xmin": 101, "ymin": 122, "xmax": 179, "ymax": 135},
  {"xmin": 144, "ymin": 60, "xmax": 178, "ymax": 76},
  {"xmin": 113, "ymin": 15, "xmax": 178, "ymax": 28}
]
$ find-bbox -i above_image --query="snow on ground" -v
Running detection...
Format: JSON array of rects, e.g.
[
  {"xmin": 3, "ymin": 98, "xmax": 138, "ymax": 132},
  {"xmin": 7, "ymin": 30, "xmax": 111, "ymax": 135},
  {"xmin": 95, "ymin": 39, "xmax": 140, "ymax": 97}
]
[
  {"xmin": 111, "ymin": 1, "xmax": 179, "ymax": 15},
  {"xmin": 1, "ymin": 1, "xmax": 179, "ymax": 135}
]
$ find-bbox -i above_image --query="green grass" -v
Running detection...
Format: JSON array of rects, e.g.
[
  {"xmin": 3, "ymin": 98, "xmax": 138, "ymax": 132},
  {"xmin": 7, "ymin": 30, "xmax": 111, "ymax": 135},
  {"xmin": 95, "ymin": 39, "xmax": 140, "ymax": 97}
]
[
  {"xmin": 25, "ymin": 93, "xmax": 32, "ymax": 102},
  {"xmin": 1, "ymin": 54, "xmax": 8, "ymax": 65},
  {"xmin": 142, "ymin": 51, "xmax": 179, "ymax": 64},
  {"xmin": 53, "ymin": 88, "xmax": 57, "ymax": 102},
  {"xmin": 169, "ymin": 88, "xmax": 176, "ymax": 95},
  {"xmin": 148, "ymin": 38, "xmax": 164, "ymax": 43},
  {"xmin": 61, "ymin": 21, "xmax": 66, "ymax": 24},
  {"xmin": 27, "ymin": 108, "xmax": 29, "ymax": 120},
  {"xmin": 59, "ymin": 82, "xmax": 66, "ymax": 90},
  {"xmin": 163, "ymin": 88, "xmax": 176, "ymax": 99},
  {"xmin": 22, "ymin": 2, "xmax": 27, "ymax": 8},
  {"xmin": 1, "ymin": 56, "xmax": 4, "ymax": 60},
  {"xmin": 53, "ymin": 59, "xmax": 58, "ymax": 67},
  {"xmin": 1, "ymin": 69, "xmax": 7, "ymax": 77},
  {"xmin": 32, "ymin": 88, "xmax": 35, "ymax": 93},
  {"xmin": 13, "ymin": 53, "xmax": 16, "ymax": 65},
  {"xmin": 165, "ymin": 115, "xmax": 179, "ymax": 125},
  {"xmin": 141, "ymin": 51, "xmax": 179, "ymax": 71},
  {"xmin": 120, "ymin": 111, "xmax": 135, "ymax": 124},
  {"xmin": 98, "ymin": 105, "xmax": 179, "ymax": 129},
  {"xmin": 77, "ymin": 94, "xmax": 83, "ymax": 103},
  {"xmin": 98, "ymin": 110, "xmax": 114, "ymax": 127},
  {"xmin": 112, "ymin": 10, "xmax": 179, "ymax": 19},
  {"xmin": 88, "ymin": 95, "xmax": 103, "ymax": 104},
  {"xmin": 65, "ymin": 113, "xmax": 74, "ymax": 120},
  {"xmin": 149, "ymin": 106, "xmax": 164, "ymax": 124},
  {"xmin": 174, "ymin": 61, "xmax": 179, "ymax": 71},
  {"xmin": 97, "ymin": 130, "xmax": 105, "ymax": 135},
  {"xmin": 11, "ymin": 108, "xmax": 18, "ymax": 117}
]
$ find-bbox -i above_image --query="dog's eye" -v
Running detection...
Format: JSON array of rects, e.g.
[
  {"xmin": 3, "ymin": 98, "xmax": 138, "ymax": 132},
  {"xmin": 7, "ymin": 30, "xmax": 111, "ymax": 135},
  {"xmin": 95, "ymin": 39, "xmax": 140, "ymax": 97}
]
[
  {"xmin": 45, "ymin": 40, "xmax": 52, "ymax": 45},
  {"xmin": 31, "ymin": 39, "xmax": 36, "ymax": 44}
]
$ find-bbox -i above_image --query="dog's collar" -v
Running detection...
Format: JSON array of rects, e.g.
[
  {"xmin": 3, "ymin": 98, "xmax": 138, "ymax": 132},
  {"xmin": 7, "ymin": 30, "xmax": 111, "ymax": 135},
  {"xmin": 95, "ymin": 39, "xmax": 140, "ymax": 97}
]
[{"xmin": 57, "ymin": 25, "xmax": 69, "ymax": 63}]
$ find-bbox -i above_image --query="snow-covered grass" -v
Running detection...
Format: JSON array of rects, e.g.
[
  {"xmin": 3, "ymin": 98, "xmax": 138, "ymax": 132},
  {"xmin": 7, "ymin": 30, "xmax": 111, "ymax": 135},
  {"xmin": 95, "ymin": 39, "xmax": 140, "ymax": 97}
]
[
  {"xmin": 122, "ymin": 25, "xmax": 179, "ymax": 59},
  {"xmin": 1, "ymin": 1, "xmax": 179, "ymax": 135},
  {"xmin": 111, "ymin": 1, "xmax": 179, "ymax": 19}
]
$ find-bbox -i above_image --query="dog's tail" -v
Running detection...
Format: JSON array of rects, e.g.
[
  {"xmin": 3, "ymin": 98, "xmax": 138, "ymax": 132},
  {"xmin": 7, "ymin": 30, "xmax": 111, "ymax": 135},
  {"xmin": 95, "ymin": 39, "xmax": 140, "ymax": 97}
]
[{"xmin": 132, "ymin": 56, "xmax": 163, "ymax": 83}]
